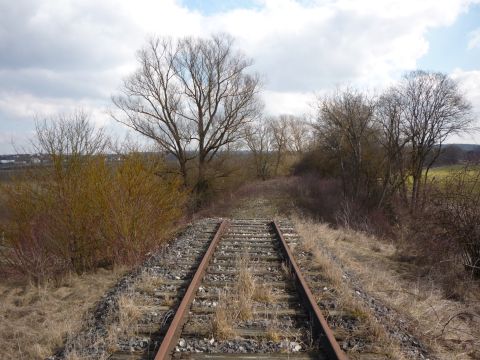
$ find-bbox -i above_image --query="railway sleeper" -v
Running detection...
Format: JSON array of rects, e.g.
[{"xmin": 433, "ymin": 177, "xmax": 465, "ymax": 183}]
[{"xmin": 172, "ymin": 352, "xmax": 327, "ymax": 360}]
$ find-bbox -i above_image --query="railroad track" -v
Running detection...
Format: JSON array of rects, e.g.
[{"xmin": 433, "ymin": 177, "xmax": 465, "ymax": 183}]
[{"xmin": 111, "ymin": 219, "xmax": 347, "ymax": 360}]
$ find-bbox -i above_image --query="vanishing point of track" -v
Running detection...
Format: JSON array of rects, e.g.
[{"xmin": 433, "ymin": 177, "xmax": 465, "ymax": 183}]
[{"xmin": 151, "ymin": 219, "xmax": 347, "ymax": 360}]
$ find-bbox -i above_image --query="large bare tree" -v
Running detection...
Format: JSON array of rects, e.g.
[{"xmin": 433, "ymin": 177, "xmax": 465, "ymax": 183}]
[
  {"xmin": 375, "ymin": 89, "xmax": 410, "ymax": 208},
  {"xmin": 398, "ymin": 71, "xmax": 472, "ymax": 210},
  {"xmin": 315, "ymin": 89, "xmax": 376, "ymax": 199},
  {"xmin": 112, "ymin": 34, "xmax": 261, "ymax": 190}
]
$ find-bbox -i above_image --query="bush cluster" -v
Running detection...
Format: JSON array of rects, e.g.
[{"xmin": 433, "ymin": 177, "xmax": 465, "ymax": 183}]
[{"xmin": 1, "ymin": 140, "xmax": 186, "ymax": 282}]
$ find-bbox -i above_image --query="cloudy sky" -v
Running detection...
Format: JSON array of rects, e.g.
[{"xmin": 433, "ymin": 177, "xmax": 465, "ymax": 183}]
[{"xmin": 1, "ymin": 0, "xmax": 480, "ymax": 153}]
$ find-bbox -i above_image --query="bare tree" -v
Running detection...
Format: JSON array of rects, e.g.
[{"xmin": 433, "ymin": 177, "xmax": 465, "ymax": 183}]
[
  {"xmin": 112, "ymin": 34, "xmax": 261, "ymax": 191},
  {"xmin": 375, "ymin": 89, "xmax": 409, "ymax": 208},
  {"xmin": 243, "ymin": 120, "xmax": 273, "ymax": 180},
  {"xmin": 269, "ymin": 116, "xmax": 290, "ymax": 176},
  {"xmin": 244, "ymin": 115, "xmax": 311, "ymax": 179},
  {"xmin": 29, "ymin": 111, "xmax": 110, "ymax": 273},
  {"xmin": 434, "ymin": 167, "xmax": 480, "ymax": 277},
  {"xmin": 315, "ymin": 89, "xmax": 376, "ymax": 199},
  {"xmin": 286, "ymin": 115, "xmax": 313, "ymax": 153},
  {"xmin": 34, "ymin": 110, "xmax": 108, "ymax": 158},
  {"xmin": 398, "ymin": 71, "xmax": 472, "ymax": 210}
]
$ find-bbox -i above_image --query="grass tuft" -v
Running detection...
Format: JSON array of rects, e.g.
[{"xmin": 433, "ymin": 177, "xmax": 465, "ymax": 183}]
[{"xmin": 211, "ymin": 291, "xmax": 236, "ymax": 340}]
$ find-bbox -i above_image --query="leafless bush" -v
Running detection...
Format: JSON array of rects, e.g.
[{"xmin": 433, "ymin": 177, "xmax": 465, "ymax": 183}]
[
  {"xmin": 289, "ymin": 175, "xmax": 342, "ymax": 222},
  {"xmin": 432, "ymin": 167, "xmax": 480, "ymax": 278},
  {"xmin": 289, "ymin": 175, "xmax": 392, "ymax": 236},
  {"xmin": 0, "ymin": 112, "xmax": 187, "ymax": 282},
  {"xmin": 106, "ymin": 152, "xmax": 187, "ymax": 265},
  {"xmin": 392, "ymin": 167, "xmax": 480, "ymax": 299}
]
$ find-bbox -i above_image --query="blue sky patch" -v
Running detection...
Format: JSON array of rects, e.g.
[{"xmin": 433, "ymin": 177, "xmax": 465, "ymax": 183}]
[
  {"xmin": 418, "ymin": 4, "xmax": 480, "ymax": 72},
  {"xmin": 181, "ymin": 0, "xmax": 260, "ymax": 15}
]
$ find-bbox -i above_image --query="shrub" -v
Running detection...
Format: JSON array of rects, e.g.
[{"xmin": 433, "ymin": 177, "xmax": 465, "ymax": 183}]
[
  {"xmin": 289, "ymin": 175, "xmax": 342, "ymax": 223},
  {"xmin": 106, "ymin": 153, "xmax": 187, "ymax": 264},
  {"xmin": 287, "ymin": 175, "xmax": 392, "ymax": 235},
  {"xmin": 432, "ymin": 167, "xmax": 480, "ymax": 278},
  {"xmin": 0, "ymin": 113, "xmax": 187, "ymax": 281},
  {"xmin": 0, "ymin": 153, "xmax": 187, "ymax": 282}
]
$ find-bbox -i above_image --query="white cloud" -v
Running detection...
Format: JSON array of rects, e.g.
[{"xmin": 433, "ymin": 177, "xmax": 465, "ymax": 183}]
[
  {"xmin": 262, "ymin": 90, "xmax": 314, "ymax": 116},
  {"xmin": 451, "ymin": 68, "xmax": 480, "ymax": 116},
  {"xmin": 448, "ymin": 68, "xmax": 480, "ymax": 144},
  {"xmin": 0, "ymin": 91, "xmax": 129, "ymax": 153},
  {"xmin": 0, "ymin": 91, "xmax": 110, "ymax": 124},
  {"xmin": 1, "ymin": 0, "xmax": 480, "ymax": 152},
  {"xmin": 0, "ymin": 130, "xmax": 32, "ymax": 153},
  {"xmin": 468, "ymin": 28, "xmax": 480, "ymax": 49}
]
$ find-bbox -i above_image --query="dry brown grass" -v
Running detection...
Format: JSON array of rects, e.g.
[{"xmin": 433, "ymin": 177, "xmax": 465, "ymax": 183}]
[
  {"xmin": 266, "ymin": 320, "xmax": 281, "ymax": 342},
  {"xmin": 252, "ymin": 283, "xmax": 275, "ymax": 303},
  {"xmin": 61, "ymin": 269, "xmax": 163, "ymax": 359},
  {"xmin": 104, "ymin": 270, "xmax": 161, "ymax": 349},
  {"xmin": 292, "ymin": 217, "xmax": 405, "ymax": 358},
  {"xmin": 212, "ymin": 253, "xmax": 255, "ymax": 338},
  {"xmin": 0, "ymin": 268, "xmax": 123, "ymax": 360},
  {"xmin": 102, "ymin": 293, "xmax": 143, "ymax": 354},
  {"xmin": 135, "ymin": 270, "xmax": 164, "ymax": 296},
  {"xmin": 117, "ymin": 294, "xmax": 143, "ymax": 334},
  {"xmin": 292, "ymin": 216, "xmax": 480, "ymax": 360},
  {"xmin": 211, "ymin": 290, "xmax": 236, "ymax": 340},
  {"xmin": 235, "ymin": 253, "xmax": 256, "ymax": 321},
  {"xmin": 260, "ymin": 307, "xmax": 285, "ymax": 343},
  {"xmin": 310, "ymin": 249, "xmax": 343, "ymax": 288},
  {"xmin": 212, "ymin": 252, "xmax": 279, "ymax": 339},
  {"xmin": 163, "ymin": 294, "xmax": 175, "ymax": 307}
]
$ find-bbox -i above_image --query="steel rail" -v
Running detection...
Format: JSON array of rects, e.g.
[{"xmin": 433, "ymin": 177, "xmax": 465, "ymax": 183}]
[
  {"xmin": 272, "ymin": 221, "xmax": 348, "ymax": 360},
  {"xmin": 154, "ymin": 220, "xmax": 229, "ymax": 360}
]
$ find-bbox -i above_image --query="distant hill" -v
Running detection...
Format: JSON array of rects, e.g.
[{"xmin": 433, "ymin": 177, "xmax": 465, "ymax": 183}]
[
  {"xmin": 444, "ymin": 144, "xmax": 480, "ymax": 152},
  {"xmin": 430, "ymin": 144, "xmax": 480, "ymax": 166}
]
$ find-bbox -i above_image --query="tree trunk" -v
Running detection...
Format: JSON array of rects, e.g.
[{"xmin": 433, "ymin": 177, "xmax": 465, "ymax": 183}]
[
  {"xmin": 411, "ymin": 169, "xmax": 421, "ymax": 212},
  {"xmin": 179, "ymin": 159, "xmax": 188, "ymax": 186},
  {"xmin": 194, "ymin": 155, "xmax": 209, "ymax": 207}
]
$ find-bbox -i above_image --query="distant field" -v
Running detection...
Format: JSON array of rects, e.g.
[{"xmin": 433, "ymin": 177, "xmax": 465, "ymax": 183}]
[
  {"xmin": 0, "ymin": 168, "xmax": 29, "ymax": 182},
  {"xmin": 427, "ymin": 164, "xmax": 480, "ymax": 181}
]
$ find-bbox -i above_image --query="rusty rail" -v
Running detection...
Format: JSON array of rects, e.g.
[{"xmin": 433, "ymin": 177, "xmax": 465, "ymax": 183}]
[
  {"xmin": 154, "ymin": 220, "xmax": 229, "ymax": 360},
  {"xmin": 272, "ymin": 221, "xmax": 348, "ymax": 360}
]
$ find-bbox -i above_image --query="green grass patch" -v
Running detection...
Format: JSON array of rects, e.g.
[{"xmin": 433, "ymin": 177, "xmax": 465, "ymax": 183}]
[{"xmin": 427, "ymin": 164, "xmax": 480, "ymax": 182}]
